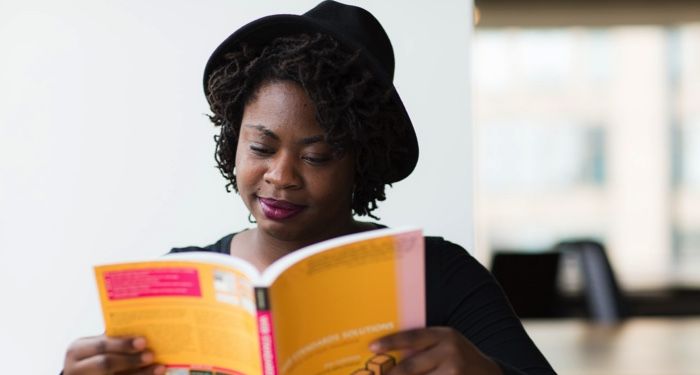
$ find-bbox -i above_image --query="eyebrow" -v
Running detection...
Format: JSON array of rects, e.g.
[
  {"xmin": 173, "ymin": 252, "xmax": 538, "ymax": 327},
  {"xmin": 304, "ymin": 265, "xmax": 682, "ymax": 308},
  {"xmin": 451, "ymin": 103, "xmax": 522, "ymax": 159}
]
[
  {"xmin": 245, "ymin": 124, "xmax": 278, "ymax": 140},
  {"xmin": 244, "ymin": 124, "xmax": 326, "ymax": 145},
  {"xmin": 299, "ymin": 134, "xmax": 325, "ymax": 145}
]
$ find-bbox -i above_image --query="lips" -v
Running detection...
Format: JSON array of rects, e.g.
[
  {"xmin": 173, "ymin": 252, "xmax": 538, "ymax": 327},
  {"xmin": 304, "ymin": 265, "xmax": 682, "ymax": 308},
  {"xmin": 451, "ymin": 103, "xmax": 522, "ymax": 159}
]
[{"xmin": 258, "ymin": 197, "xmax": 306, "ymax": 221}]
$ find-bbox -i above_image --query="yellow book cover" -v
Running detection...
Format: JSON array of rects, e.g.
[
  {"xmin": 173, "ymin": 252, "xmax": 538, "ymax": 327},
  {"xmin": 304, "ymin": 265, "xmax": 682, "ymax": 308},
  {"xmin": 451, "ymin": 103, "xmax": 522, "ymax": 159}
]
[{"xmin": 94, "ymin": 227, "xmax": 425, "ymax": 375}]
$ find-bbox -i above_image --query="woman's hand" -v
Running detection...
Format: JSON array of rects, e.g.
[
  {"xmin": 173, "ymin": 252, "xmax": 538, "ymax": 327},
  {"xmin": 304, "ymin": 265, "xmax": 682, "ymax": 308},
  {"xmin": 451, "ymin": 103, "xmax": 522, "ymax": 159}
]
[
  {"xmin": 370, "ymin": 327, "xmax": 503, "ymax": 375},
  {"xmin": 63, "ymin": 335, "xmax": 165, "ymax": 375}
]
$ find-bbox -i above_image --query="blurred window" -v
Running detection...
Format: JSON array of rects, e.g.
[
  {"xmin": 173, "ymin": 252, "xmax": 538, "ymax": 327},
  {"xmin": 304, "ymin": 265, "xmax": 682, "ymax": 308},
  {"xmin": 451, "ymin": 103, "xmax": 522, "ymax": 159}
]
[{"xmin": 475, "ymin": 25, "xmax": 700, "ymax": 288}]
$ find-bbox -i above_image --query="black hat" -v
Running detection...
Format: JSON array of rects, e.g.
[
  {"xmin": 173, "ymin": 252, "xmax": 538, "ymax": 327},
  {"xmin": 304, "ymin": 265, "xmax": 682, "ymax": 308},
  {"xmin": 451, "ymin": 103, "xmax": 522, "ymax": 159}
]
[{"xmin": 203, "ymin": 0, "xmax": 418, "ymax": 183}]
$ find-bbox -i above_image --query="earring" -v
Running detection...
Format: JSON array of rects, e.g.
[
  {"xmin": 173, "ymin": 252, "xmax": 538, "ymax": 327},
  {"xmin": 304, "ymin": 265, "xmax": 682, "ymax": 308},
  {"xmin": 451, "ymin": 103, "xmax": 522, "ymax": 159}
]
[{"xmin": 248, "ymin": 213, "xmax": 257, "ymax": 224}]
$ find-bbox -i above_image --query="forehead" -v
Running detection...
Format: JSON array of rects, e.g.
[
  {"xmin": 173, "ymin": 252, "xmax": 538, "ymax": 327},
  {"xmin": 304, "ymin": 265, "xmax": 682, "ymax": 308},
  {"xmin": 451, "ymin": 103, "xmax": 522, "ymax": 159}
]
[{"xmin": 241, "ymin": 80, "xmax": 323, "ymax": 138}]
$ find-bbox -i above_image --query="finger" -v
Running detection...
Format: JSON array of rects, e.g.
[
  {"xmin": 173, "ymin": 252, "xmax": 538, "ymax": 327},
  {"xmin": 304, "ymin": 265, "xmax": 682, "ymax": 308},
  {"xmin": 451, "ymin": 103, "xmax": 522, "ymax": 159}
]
[
  {"xmin": 370, "ymin": 328, "xmax": 446, "ymax": 353},
  {"xmin": 68, "ymin": 336, "xmax": 147, "ymax": 360},
  {"xmin": 70, "ymin": 351, "xmax": 154, "ymax": 374},
  {"xmin": 387, "ymin": 347, "xmax": 440, "ymax": 375}
]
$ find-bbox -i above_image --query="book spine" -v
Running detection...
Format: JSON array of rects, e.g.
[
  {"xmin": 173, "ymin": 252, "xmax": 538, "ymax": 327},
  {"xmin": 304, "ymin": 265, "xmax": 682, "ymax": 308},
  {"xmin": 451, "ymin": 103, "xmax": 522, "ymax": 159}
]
[{"xmin": 255, "ymin": 287, "xmax": 278, "ymax": 375}]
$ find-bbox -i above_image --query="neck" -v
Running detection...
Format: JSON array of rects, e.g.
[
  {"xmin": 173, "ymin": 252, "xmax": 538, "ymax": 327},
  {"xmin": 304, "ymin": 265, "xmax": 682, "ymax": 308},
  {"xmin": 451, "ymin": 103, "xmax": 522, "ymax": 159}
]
[{"xmin": 251, "ymin": 217, "xmax": 371, "ymax": 265}]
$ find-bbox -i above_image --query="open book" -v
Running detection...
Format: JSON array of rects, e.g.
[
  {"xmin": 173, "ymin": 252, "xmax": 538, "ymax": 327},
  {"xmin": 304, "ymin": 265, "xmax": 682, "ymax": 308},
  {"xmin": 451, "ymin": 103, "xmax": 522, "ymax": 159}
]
[{"xmin": 94, "ymin": 227, "xmax": 425, "ymax": 375}]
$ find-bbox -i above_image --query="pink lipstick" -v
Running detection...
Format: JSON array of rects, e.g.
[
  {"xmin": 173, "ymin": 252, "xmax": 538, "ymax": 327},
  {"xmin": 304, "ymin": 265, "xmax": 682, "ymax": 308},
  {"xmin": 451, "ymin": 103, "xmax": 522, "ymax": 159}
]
[{"xmin": 258, "ymin": 197, "xmax": 306, "ymax": 220}]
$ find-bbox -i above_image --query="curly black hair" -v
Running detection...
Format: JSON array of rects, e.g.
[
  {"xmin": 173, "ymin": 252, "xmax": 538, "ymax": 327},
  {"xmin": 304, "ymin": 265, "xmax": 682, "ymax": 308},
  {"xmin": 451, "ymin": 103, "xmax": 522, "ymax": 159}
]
[{"xmin": 206, "ymin": 33, "xmax": 411, "ymax": 218}]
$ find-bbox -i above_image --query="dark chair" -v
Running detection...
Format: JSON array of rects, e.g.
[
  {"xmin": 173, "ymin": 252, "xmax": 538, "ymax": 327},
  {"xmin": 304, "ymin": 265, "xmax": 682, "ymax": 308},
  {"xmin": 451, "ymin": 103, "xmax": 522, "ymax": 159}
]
[
  {"xmin": 491, "ymin": 240, "xmax": 627, "ymax": 323},
  {"xmin": 554, "ymin": 240, "xmax": 627, "ymax": 323},
  {"xmin": 490, "ymin": 251, "xmax": 562, "ymax": 318}
]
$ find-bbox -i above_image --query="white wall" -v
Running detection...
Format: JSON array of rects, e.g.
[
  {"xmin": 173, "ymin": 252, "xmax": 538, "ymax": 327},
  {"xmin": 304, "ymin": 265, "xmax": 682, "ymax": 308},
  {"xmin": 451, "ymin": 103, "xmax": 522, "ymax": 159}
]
[{"xmin": 0, "ymin": 1, "xmax": 472, "ymax": 372}]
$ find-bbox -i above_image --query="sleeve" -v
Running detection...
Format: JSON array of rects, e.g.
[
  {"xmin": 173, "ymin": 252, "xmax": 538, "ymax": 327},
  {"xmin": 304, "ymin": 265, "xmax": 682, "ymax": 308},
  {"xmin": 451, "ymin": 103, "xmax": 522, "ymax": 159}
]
[{"xmin": 425, "ymin": 237, "xmax": 556, "ymax": 375}]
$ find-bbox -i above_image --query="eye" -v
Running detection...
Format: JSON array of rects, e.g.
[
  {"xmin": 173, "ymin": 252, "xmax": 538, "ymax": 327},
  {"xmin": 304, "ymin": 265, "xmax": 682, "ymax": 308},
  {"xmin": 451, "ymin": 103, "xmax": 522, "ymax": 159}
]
[
  {"xmin": 250, "ymin": 144, "xmax": 273, "ymax": 156},
  {"xmin": 302, "ymin": 153, "xmax": 333, "ymax": 165}
]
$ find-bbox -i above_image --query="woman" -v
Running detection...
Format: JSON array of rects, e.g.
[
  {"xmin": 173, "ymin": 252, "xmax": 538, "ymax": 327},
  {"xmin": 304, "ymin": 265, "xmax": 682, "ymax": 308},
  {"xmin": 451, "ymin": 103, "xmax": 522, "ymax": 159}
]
[{"xmin": 62, "ymin": 1, "xmax": 555, "ymax": 374}]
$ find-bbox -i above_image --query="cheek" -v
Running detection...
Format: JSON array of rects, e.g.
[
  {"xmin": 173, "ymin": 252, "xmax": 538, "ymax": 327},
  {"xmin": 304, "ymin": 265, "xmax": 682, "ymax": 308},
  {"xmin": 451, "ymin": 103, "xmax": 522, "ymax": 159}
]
[
  {"xmin": 234, "ymin": 140, "xmax": 246, "ymax": 171},
  {"xmin": 312, "ymin": 163, "xmax": 355, "ymax": 200},
  {"xmin": 234, "ymin": 152, "xmax": 263, "ymax": 190},
  {"xmin": 335, "ymin": 157, "xmax": 356, "ymax": 187}
]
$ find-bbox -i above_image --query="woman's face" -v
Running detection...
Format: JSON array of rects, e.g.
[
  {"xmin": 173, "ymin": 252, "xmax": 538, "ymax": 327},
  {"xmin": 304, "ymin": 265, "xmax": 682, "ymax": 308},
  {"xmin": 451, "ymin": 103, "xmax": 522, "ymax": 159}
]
[{"xmin": 235, "ymin": 80, "xmax": 356, "ymax": 243}]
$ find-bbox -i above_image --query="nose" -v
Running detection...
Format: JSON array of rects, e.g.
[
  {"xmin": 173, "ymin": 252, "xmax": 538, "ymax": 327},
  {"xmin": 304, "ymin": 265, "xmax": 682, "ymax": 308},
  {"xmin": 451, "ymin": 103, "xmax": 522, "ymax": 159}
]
[{"xmin": 264, "ymin": 152, "xmax": 302, "ymax": 189}]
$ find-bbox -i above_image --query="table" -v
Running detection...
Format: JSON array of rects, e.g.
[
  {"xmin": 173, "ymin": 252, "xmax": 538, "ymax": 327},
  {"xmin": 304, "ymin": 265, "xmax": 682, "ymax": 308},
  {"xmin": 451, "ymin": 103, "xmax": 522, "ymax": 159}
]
[{"xmin": 523, "ymin": 318, "xmax": 700, "ymax": 375}]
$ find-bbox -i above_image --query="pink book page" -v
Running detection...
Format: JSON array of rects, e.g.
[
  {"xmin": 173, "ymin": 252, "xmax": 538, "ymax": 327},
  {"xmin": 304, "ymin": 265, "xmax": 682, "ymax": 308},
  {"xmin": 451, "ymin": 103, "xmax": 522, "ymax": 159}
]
[{"xmin": 394, "ymin": 230, "xmax": 426, "ymax": 329}]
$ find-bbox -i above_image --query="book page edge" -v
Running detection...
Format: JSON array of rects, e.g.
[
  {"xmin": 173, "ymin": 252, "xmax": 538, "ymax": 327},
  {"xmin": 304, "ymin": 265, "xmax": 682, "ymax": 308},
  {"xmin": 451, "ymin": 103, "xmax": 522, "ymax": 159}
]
[{"xmin": 260, "ymin": 226, "xmax": 421, "ymax": 285}]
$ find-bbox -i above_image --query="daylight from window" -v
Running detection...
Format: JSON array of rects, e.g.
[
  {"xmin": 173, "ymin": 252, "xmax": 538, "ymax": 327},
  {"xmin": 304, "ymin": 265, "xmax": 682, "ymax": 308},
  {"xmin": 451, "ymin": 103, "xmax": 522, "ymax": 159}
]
[{"xmin": 474, "ymin": 24, "xmax": 700, "ymax": 288}]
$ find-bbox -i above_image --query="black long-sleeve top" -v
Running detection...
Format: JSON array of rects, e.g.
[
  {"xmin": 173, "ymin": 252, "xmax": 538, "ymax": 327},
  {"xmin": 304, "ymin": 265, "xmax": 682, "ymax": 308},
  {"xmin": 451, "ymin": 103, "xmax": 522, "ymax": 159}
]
[{"xmin": 170, "ymin": 232, "xmax": 556, "ymax": 375}]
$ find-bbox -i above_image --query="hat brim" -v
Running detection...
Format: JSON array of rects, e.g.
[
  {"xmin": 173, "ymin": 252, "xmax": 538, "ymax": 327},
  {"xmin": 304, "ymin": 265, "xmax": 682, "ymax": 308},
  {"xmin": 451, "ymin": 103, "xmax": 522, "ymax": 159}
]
[{"xmin": 203, "ymin": 14, "xmax": 418, "ymax": 183}]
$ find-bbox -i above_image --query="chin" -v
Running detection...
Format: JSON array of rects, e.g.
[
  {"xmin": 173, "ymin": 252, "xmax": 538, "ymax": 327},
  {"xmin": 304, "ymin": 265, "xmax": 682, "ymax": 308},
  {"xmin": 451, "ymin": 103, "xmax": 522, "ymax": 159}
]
[
  {"xmin": 258, "ymin": 220, "xmax": 309, "ymax": 243},
  {"xmin": 263, "ymin": 217, "xmax": 342, "ymax": 247}
]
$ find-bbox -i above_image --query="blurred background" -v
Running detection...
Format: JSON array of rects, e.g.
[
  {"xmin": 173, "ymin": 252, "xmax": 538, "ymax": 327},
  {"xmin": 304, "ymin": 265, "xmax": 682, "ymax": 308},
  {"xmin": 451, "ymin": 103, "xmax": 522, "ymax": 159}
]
[
  {"xmin": 473, "ymin": 2, "xmax": 700, "ymax": 372},
  {"xmin": 473, "ymin": 0, "xmax": 700, "ymax": 290}
]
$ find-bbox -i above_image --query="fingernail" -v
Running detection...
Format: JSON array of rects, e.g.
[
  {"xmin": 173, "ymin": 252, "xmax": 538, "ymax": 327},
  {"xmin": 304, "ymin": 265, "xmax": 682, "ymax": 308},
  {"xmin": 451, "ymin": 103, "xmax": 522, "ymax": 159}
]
[
  {"xmin": 153, "ymin": 365, "xmax": 166, "ymax": 375},
  {"xmin": 132, "ymin": 337, "xmax": 147, "ymax": 350},
  {"xmin": 369, "ymin": 341, "xmax": 382, "ymax": 352},
  {"xmin": 141, "ymin": 351, "xmax": 154, "ymax": 363}
]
